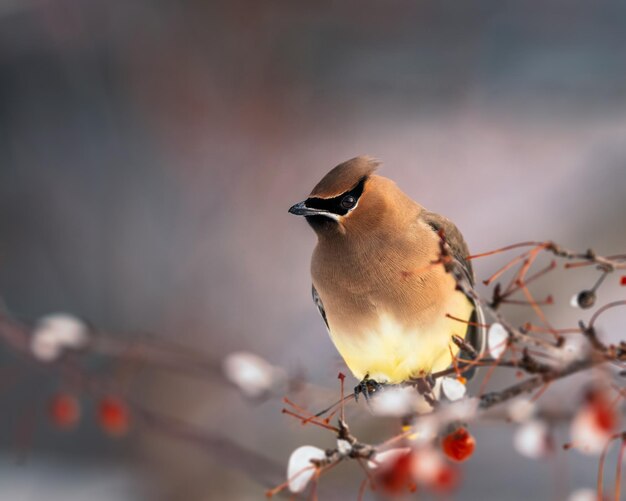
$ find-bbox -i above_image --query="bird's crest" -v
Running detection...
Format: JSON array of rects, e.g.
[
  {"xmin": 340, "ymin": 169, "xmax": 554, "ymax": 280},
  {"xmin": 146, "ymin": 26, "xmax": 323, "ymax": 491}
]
[{"xmin": 310, "ymin": 156, "xmax": 380, "ymax": 198}]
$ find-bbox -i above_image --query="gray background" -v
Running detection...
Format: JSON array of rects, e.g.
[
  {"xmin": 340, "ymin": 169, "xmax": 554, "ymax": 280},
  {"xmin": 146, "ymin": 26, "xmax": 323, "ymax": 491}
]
[{"xmin": 0, "ymin": 1, "xmax": 625, "ymax": 499}]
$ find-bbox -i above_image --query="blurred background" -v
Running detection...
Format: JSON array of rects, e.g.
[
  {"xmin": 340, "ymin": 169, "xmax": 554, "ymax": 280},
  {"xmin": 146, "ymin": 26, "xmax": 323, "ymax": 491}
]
[{"xmin": 0, "ymin": 0, "xmax": 625, "ymax": 499}]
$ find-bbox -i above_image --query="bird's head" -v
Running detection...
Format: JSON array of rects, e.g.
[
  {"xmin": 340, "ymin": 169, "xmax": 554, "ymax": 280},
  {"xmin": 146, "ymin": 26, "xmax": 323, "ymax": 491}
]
[{"xmin": 289, "ymin": 156, "xmax": 398, "ymax": 237}]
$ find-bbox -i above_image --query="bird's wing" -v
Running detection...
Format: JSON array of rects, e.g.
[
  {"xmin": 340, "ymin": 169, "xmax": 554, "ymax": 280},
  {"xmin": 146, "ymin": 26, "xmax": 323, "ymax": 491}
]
[
  {"xmin": 421, "ymin": 211, "xmax": 486, "ymax": 374},
  {"xmin": 311, "ymin": 284, "xmax": 330, "ymax": 332},
  {"xmin": 421, "ymin": 211, "xmax": 474, "ymax": 285}
]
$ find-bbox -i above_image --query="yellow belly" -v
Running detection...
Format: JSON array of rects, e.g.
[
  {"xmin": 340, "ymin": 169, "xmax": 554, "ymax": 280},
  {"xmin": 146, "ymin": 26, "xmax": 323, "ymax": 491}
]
[{"xmin": 328, "ymin": 293, "xmax": 474, "ymax": 383}]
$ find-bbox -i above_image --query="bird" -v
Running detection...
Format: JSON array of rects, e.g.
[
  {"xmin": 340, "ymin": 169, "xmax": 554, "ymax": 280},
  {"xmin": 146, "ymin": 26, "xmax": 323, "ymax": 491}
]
[{"xmin": 288, "ymin": 156, "xmax": 484, "ymax": 399}]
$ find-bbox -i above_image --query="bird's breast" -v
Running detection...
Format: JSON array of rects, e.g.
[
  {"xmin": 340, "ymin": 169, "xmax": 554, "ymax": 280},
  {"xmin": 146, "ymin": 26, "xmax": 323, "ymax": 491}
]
[
  {"xmin": 311, "ymin": 224, "xmax": 472, "ymax": 383},
  {"xmin": 323, "ymin": 290, "xmax": 473, "ymax": 383}
]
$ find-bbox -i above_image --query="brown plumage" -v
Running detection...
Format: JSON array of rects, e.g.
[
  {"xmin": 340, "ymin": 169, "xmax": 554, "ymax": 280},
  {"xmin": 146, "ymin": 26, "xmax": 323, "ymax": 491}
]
[
  {"xmin": 310, "ymin": 156, "xmax": 380, "ymax": 198},
  {"xmin": 289, "ymin": 156, "xmax": 483, "ymax": 386}
]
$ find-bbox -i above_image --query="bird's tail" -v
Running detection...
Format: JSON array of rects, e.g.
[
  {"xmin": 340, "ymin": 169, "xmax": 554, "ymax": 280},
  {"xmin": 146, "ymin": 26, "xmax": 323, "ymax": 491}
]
[{"xmin": 460, "ymin": 301, "xmax": 487, "ymax": 381}]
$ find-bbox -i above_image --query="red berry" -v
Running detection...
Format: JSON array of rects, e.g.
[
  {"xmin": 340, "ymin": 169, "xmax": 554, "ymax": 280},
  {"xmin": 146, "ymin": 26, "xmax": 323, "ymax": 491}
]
[
  {"xmin": 621, "ymin": 276, "xmax": 626, "ymax": 286},
  {"xmin": 431, "ymin": 463, "xmax": 460, "ymax": 493},
  {"xmin": 376, "ymin": 451, "xmax": 415, "ymax": 494},
  {"xmin": 48, "ymin": 393, "xmax": 80, "ymax": 429},
  {"xmin": 442, "ymin": 427, "xmax": 475, "ymax": 462},
  {"xmin": 587, "ymin": 390, "xmax": 617, "ymax": 433},
  {"xmin": 98, "ymin": 397, "xmax": 129, "ymax": 436}
]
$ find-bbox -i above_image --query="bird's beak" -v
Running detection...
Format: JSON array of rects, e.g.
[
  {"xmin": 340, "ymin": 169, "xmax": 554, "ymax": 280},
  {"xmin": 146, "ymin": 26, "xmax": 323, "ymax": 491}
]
[{"xmin": 288, "ymin": 201, "xmax": 323, "ymax": 217}]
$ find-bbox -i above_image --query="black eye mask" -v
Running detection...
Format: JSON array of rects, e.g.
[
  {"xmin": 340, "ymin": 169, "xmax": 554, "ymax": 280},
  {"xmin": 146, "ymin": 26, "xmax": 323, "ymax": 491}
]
[{"xmin": 305, "ymin": 177, "xmax": 367, "ymax": 216}]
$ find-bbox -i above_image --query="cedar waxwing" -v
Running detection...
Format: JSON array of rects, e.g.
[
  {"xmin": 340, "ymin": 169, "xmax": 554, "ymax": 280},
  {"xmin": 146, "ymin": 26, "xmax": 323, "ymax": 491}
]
[{"xmin": 289, "ymin": 156, "xmax": 484, "ymax": 398}]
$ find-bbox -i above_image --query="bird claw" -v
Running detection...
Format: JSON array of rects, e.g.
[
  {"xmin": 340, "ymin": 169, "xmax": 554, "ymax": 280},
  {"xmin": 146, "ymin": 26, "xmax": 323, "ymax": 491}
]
[{"xmin": 354, "ymin": 377, "xmax": 384, "ymax": 402}]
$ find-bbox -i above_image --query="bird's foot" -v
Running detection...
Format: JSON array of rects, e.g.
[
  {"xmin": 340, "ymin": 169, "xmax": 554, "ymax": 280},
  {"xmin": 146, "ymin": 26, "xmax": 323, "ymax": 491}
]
[{"xmin": 354, "ymin": 377, "xmax": 385, "ymax": 402}]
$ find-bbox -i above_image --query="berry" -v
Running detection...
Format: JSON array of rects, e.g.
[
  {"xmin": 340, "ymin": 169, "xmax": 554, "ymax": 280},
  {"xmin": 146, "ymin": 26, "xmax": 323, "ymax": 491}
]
[
  {"xmin": 442, "ymin": 427, "xmax": 475, "ymax": 462},
  {"xmin": 49, "ymin": 393, "xmax": 80, "ymax": 429},
  {"xmin": 98, "ymin": 396, "xmax": 129, "ymax": 436}
]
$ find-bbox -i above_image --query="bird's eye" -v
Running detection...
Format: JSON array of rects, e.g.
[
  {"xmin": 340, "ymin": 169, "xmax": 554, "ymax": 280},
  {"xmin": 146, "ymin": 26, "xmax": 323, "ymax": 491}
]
[{"xmin": 340, "ymin": 195, "xmax": 356, "ymax": 209}]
